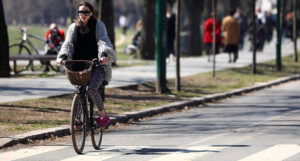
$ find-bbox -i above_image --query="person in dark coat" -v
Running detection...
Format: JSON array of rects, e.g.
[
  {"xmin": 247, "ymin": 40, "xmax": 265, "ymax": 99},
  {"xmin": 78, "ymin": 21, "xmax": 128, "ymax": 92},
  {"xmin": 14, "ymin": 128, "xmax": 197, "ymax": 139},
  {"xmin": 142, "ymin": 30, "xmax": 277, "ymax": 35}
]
[{"xmin": 166, "ymin": 4, "xmax": 176, "ymax": 63}]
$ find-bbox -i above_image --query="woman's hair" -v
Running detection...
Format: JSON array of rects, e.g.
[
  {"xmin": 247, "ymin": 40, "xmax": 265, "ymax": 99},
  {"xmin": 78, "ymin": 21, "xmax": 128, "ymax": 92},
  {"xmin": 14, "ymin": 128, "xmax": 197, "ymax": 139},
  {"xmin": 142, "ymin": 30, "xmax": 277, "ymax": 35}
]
[{"xmin": 76, "ymin": 1, "xmax": 96, "ymax": 26}]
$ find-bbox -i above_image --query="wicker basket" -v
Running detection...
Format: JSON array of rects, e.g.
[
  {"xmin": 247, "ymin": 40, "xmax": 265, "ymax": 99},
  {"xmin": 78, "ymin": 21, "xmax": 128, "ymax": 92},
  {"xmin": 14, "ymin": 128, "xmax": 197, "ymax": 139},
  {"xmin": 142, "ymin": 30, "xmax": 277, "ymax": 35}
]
[{"xmin": 64, "ymin": 60, "xmax": 93, "ymax": 86}]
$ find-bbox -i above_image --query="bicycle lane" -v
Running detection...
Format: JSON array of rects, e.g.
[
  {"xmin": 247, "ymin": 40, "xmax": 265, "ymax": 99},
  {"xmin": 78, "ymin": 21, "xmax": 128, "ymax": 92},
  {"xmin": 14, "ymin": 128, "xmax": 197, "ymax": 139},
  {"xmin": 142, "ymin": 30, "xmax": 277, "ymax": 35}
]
[{"xmin": 0, "ymin": 40, "xmax": 299, "ymax": 149}]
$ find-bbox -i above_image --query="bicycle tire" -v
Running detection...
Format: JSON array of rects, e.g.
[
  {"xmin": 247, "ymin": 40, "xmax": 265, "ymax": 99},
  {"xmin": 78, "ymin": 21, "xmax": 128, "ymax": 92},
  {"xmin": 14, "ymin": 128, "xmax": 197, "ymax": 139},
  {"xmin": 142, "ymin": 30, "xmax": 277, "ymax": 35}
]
[
  {"xmin": 91, "ymin": 103, "xmax": 103, "ymax": 150},
  {"xmin": 71, "ymin": 94, "xmax": 87, "ymax": 154},
  {"xmin": 9, "ymin": 43, "xmax": 33, "ymax": 73}
]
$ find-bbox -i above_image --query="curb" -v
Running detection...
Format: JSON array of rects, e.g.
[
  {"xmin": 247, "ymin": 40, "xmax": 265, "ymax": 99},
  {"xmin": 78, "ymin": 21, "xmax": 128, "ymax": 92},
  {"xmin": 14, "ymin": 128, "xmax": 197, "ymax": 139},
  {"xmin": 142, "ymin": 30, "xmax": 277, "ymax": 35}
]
[{"xmin": 1, "ymin": 74, "xmax": 299, "ymax": 149}]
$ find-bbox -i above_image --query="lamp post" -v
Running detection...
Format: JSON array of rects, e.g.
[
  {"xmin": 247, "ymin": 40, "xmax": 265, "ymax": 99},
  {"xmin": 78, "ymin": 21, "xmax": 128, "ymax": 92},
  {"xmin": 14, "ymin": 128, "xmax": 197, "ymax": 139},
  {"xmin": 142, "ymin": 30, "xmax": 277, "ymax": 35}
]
[
  {"xmin": 156, "ymin": 0, "xmax": 167, "ymax": 93},
  {"xmin": 293, "ymin": 0, "xmax": 298, "ymax": 62},
  {"xmin": 252, "ymin": 0, "xmax": 257, "ymax": 74},
  {"xmin": 212, "ymin": 0, "xmax": 217, "ymax": 78},
  {"xmin": 276, "ymin": 0, "xmax": 282, "ymax": 71},
  {"xmin": 175, "ymin": 0, "xmax": 181, "ymax": 91}
]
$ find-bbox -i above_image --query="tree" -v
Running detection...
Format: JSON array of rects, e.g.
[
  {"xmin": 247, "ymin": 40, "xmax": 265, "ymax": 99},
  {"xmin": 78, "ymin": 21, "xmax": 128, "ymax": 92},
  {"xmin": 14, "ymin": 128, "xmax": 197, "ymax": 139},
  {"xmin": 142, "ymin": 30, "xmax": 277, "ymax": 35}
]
[
  {"xmin": 182, "ymin": 0, "xmax": 203, "ymax": 56},
  {"xmin": 69, "ymin": 0, "xmax": 74, "ymax": 22},
  {"xmin": 0, "ymin": 0, "xmax": 10, "ymax": 77},
  {"xmin": 3, "ymin": 0, "xmax": 69, "ymax": 24},
  {"xmin": 228, "ymin": 0, "xmax": 240, "ymax": 11},
  {"xmin": 99, "ymin": 0, "xmax": 115, "ymax": 50},
  {"xmin": 140, "ymin": 0, "xmax": 156, "ymax": 60}
]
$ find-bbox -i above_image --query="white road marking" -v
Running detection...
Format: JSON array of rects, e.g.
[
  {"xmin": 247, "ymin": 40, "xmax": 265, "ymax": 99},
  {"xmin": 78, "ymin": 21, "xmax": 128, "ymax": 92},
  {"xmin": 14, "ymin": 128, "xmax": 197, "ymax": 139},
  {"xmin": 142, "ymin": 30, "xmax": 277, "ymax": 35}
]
[
  {"xmin": 149, "ymin": 134, "xmax": 259, "ymax": 161},
  {"xmin": 60, "ymin": 153, "xmax": 114, "ymax": 161},
  {"xmin": 61, "ymin": 146, "xmax": 148, "ymax": 161},
  {"xmin": 187, "ymin": 134, "xmax": 225, "ymax": 146},
  {"xmin": 0, "ymin": 146, "xmax": 67, "ymax": 161},
  {"xmin": 149, "ymin": 145, "xmax": 227, "ymax": 161},
  {"xmin": 238, "ymin": 144, "xmax": 300, "ymax": 161}
]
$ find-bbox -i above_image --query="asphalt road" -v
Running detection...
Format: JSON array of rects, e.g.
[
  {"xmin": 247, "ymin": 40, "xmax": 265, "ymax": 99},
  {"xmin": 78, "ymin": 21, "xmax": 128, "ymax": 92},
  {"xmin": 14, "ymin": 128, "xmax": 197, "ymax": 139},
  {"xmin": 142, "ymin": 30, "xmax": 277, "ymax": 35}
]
[{"xmin": 1, "ymin": 80, "xmax": 300, "ymax": 161}]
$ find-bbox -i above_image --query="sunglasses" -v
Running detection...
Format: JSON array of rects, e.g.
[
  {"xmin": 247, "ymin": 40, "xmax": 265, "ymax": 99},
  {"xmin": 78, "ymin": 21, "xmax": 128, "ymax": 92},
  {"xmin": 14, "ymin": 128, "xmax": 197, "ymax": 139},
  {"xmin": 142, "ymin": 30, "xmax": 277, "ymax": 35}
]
[{"xmin": 78, "ymin": 10, "xmax": 92, "ymax": 16}]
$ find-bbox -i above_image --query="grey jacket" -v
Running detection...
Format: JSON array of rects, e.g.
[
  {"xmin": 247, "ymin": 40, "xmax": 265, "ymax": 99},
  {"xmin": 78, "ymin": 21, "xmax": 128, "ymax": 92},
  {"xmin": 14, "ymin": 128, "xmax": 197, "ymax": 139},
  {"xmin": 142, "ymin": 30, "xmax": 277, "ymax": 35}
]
[{"xmin": 57, "ymin": 21, "xmax": 116, "ymax": 81}]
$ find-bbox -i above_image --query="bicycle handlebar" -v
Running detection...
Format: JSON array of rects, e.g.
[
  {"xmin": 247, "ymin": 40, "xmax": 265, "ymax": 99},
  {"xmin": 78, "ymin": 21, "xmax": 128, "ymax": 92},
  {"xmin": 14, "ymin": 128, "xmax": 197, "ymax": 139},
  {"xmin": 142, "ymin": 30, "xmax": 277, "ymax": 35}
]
[{"xmin": 59, "ymin": 52, "xmax": 107, "ymax": 66}]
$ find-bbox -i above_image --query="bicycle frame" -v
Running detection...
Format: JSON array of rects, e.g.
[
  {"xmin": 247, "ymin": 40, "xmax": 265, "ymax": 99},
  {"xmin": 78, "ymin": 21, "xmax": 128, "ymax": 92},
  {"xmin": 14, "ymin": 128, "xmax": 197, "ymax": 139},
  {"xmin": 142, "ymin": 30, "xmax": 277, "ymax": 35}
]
[
  {"xmin": 9, "ymin": 27, "xmax": 60, "ymax": 73},
  {"xmin": 75, "ymin": 86, "xmax": 96, "ymax": 131},
  {"xmin": 67, "ymin": 60, "xmax": 106, "ymax": 153},
  {"xmin": 19, "ymin": 27, "xmax": 46, "ymax": 55}
]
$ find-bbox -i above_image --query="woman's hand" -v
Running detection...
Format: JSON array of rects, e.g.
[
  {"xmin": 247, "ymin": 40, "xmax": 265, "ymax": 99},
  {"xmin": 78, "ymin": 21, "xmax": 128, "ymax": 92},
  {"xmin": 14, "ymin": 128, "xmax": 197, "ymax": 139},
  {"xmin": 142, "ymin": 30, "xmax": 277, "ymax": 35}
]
[
  {"xmin": 99, "ymin": 57, "xmax": 109, "ymax": 65},
  {"xmin": 56, "ymin": 60, "xmax": 64, "ymax": 66}
]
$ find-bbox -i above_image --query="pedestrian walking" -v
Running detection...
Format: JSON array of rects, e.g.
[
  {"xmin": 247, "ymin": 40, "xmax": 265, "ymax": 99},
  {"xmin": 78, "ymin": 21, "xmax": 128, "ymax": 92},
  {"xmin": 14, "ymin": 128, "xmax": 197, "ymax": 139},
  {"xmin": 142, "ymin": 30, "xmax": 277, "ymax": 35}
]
[
  {"xmin": 234, "ymin": 8, "xmax": 248, "ymax": 50},
  {"xmin": 203, "ymin": 12, "xmax": 222, "ymax": 62},
  {"xmin": 166, "ymin": 4, "xmax": 176, "ymax": 63},
  {"xmin": 119, "ymin": 15, "xmax": 129, "ymax": 36},
  {"xmin": 222, "ymin": 10, "xmax": 240, "ymax": 63},
  {"xmin": 265, "ymin": 11, "xmax": 275, "ymax": 43},
  {"xmin": 284, "ymin": 12, "xmax": 294, "ymax": 41},
  {"xmin": 124, "ymin": 20, "xmax": 142, "ymax": 59}
]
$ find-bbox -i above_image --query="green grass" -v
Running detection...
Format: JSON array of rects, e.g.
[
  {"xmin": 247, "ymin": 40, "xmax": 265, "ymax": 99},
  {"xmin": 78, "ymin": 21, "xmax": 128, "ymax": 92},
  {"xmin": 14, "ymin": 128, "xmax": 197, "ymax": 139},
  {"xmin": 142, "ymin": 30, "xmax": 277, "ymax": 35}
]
[
  {"xmin": 114, "ymin": 27, "xmax": 139, "ymax": 61},
  {"xmin": 8, "ymin": 25, "xmax": 138, "ymax": 62},
  {"xmin": 8, "ymin": 25, "xmax": 68, "ymax": 55},
  {"xmin": 1, "ymin": 121, "xmax": 69, "ymax": 133},
  {"xmin": 170, "ymin": 54, "xmax": 300, "ymax": 98},
  {"xmin": 1, "ymin": 53, "xmax": 299, "ymax": 136},
  {"xmin": 8, "ymin": 25, "xmax": 152, "ymax": 76}
]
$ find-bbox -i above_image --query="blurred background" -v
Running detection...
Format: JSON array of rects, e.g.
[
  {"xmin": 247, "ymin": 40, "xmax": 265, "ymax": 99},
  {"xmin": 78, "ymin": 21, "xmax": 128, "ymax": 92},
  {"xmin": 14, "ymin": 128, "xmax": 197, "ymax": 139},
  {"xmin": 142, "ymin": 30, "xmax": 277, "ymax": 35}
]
[{"xmin": 2, "ymin": 0, "xmax": 300, "ymax": 61}]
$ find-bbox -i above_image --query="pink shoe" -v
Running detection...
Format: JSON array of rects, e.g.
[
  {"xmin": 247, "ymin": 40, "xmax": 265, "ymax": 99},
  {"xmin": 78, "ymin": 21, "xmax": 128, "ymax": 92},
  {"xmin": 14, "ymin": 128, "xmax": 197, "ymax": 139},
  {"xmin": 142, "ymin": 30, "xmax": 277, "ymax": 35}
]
[
  {"xmin": 74, "ymin": 125, "xmax": 81, "ymax": 130},
  {"xmin": 95, "ymin": 116, "xmax": 110, "ymax": 128}
]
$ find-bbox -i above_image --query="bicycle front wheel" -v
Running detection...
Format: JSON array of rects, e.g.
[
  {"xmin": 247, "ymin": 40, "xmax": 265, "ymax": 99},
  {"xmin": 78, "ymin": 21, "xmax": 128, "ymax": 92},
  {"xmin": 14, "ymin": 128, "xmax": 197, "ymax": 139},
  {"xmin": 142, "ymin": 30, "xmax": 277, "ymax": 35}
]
[
  {"xmin": 91, "ymin": 103, "xmax": 103, "ymax": 150},
  {"xmin": 9, "ymin": 43, "xmax": 33, "ymax": 73},
  {"xmin": 71, "ymin": 94, "xmax": 87, "ymax": 154}
]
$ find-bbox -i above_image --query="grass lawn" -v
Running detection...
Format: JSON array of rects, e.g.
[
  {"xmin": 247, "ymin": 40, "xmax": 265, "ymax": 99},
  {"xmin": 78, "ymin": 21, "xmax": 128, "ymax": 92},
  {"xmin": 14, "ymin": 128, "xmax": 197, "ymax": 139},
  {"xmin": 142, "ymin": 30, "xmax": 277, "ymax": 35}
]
[
  {"xmin": 0, "ymin": 53, "xmax": 299, "ymax": 136},
  {"xmin": 8, "ymin": 25, "xmax": 135, "ymax": 60},
  {"xmin": 8, "ymin": 25, "xmax": 152, "ymax": 72}
]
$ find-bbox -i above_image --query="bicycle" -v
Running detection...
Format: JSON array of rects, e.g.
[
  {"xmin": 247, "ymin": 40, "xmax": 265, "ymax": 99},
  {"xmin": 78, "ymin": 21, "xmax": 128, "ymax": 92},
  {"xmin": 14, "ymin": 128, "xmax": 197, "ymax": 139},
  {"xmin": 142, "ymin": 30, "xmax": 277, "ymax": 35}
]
[
  {"xmin": 63, "ymin": 59, "xmax": 107, "ymax": 154},
  {"xmin": 9, "ymin": 27, "xmax": 59, "ymax": 73}
]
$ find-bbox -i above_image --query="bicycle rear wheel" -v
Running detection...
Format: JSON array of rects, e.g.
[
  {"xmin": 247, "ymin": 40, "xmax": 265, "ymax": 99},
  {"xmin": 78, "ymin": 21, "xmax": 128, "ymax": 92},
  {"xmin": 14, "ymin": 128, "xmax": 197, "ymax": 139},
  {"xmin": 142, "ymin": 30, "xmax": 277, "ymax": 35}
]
[
  {"xmin": 9, "ymin": 43, "xmax": 33, "ymax": 73},
  {"xmin": 91, "ymin": 103, "xmax": 103, "ymax": 150},
  {"xmin": 71, "ymin": 94, "xmax": 87, "ymax": 154}
]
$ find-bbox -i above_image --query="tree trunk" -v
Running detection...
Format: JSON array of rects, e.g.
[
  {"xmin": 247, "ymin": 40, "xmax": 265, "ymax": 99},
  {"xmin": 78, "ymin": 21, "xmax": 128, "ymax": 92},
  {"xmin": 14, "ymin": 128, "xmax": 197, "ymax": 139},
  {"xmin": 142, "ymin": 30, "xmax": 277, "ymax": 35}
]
[
  {"xmin": 140, "ymin": 0, "xmax": 156, "ymax": 60},
  {"xmin": 240, "ymin": 0, "xmax": 253, "ymax": 21},
  {"xmin": 0, "ymin": 0, "xmax": 10, "ymax": 77},
  {"xmin": 182, "ymin": 0, "xmax": 203, "ymax": 56},
  {"xmin": 100, "ymin": 0, "xmax": 115, "ymax": 50},
  {"xmin": 229, "ymin": 0, "xmax": 240, "ymax": 11},
  {"xmin": 69, "ymin": 0, "xmax": 74, "ymax": 23},
  {"xmin": 95, "ymin": 0, "xmax": 102, "ymax": 20}
]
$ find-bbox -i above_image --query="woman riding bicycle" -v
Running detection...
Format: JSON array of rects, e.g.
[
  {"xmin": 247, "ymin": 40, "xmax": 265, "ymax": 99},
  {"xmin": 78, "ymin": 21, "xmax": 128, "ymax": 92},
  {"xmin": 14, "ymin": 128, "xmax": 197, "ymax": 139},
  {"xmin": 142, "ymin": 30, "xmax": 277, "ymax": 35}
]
[{"xmin": 56, "ymin": 1, "xmax": 115, "ymax": 127}]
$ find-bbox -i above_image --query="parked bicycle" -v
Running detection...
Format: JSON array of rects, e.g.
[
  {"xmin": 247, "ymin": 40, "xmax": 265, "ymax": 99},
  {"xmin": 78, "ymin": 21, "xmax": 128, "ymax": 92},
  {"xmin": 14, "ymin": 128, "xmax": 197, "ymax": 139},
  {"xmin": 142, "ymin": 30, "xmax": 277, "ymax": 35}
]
[
  {"xmin": 62, "ymin": 59, "xmax": 107, "ymax": 154},
  {"xmin": 9, "ymin": 27, "xmax": 59, "ymax": 73}
]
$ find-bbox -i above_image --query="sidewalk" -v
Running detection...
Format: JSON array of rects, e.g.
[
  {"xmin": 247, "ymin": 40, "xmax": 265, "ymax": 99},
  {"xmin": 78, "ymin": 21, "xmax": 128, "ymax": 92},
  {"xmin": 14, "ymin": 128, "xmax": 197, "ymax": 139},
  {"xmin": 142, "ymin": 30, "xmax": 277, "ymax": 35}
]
[
  {"xmin": 0, "ymin": 40, "xmax": 299, "ymax": 149},
  {"xmin": 0, "ymin": 40, "xmax": 297, "ymax": 103}
]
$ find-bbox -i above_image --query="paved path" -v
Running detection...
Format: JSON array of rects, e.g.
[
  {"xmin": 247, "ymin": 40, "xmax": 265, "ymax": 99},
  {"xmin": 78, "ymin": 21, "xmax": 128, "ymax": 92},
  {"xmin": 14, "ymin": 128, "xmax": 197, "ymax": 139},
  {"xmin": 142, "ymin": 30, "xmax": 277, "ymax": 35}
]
[
  {"xmin": 0, "ymin": 40, "xmax": 297, "ymax": 103},
  {"xmin": 2, "ymin": 79, "xmax": 300, "ymax": 161}
]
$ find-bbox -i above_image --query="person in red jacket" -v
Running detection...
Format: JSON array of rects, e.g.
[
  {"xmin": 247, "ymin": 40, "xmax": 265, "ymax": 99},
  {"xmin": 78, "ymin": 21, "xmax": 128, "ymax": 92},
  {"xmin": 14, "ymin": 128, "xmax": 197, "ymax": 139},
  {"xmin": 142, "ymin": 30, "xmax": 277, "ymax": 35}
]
[
  {"xmin": 45, "ymin": 23, "xmax": 65, "ymax": 50},
  {"xmin": 203, "ymin": 12, "xmax": 222, "ymax": 62},
  {"xmin": 43, "ymin": 23, "xmax": 65, "ymax": 72}
]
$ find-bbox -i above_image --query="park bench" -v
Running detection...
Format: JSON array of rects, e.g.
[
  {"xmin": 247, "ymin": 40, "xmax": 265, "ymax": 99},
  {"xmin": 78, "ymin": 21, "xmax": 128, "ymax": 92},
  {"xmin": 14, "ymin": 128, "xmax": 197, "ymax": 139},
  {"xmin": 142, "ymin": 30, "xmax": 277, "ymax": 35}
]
[{"xmin": 9, "ymin": 55, "xmax": 58, "ymax": 74}]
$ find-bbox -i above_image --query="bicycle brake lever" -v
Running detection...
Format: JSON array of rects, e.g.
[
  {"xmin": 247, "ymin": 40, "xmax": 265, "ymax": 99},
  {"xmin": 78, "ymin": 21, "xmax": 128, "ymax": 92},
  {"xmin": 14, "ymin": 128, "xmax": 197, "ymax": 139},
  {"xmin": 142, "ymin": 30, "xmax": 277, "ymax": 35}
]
[{"xmin": 92, "ymin": 58, "xmax": 100, "ymax": 66}]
